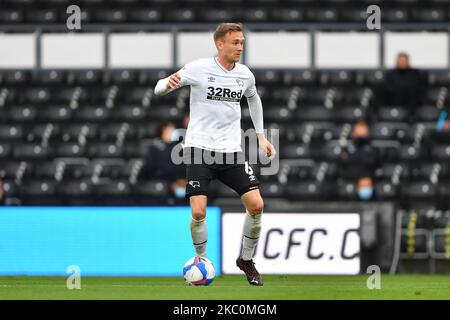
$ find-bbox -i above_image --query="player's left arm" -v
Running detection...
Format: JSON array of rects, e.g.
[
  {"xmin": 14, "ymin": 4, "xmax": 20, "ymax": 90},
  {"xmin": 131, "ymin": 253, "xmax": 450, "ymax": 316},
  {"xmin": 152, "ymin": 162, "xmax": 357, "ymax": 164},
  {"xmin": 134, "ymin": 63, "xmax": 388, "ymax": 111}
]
[{"xmin": 245, "ymin": 74, "xmax": 276, "ymax": 160}]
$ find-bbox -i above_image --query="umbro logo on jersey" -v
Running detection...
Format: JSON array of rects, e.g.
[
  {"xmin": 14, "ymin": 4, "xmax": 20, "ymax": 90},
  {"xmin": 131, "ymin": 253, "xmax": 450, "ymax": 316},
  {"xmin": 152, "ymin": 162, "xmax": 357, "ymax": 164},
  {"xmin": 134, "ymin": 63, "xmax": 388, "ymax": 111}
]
[
  {"xmin": 189, "ymin": 180, "xmax": 201, "ymax": 188},
  {"xmin": 208, "ymin": 76, "xmax": 216, "ymax": 82},
  {"xmin": 236, "ymin": 79, "xmax": 244, "ymax": 87},
  {"xmin": 207, "ymin": 86, "xmax": 242, "ymax": 102}
]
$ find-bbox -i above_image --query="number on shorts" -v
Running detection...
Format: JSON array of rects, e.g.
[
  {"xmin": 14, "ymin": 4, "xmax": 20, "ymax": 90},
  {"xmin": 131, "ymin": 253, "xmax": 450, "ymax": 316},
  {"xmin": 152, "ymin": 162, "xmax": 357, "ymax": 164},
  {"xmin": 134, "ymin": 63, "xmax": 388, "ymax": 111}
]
[{"xmin": 245, "ymin": 161, "xmax": 253, "ymax": 175}]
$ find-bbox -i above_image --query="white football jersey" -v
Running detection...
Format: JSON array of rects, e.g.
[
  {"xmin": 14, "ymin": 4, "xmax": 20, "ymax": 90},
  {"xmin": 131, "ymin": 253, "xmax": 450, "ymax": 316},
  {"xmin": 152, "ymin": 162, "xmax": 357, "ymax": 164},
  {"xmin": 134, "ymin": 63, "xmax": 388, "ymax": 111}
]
[{"xmin": 176, "ymin": 57, "xmax": 257, "ymax": 153}]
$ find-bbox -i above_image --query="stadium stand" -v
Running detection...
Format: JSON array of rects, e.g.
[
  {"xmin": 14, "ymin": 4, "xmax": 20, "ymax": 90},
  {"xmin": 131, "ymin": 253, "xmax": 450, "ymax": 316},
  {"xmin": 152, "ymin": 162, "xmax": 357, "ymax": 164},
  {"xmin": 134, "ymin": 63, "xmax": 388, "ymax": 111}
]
[
  {"xmin": 1, "ymin": 0, "xmax": 450, "ymax": 274},
  {"xmin": 0, "ymin": 68, "xmax": 449, "ymax": 210}
]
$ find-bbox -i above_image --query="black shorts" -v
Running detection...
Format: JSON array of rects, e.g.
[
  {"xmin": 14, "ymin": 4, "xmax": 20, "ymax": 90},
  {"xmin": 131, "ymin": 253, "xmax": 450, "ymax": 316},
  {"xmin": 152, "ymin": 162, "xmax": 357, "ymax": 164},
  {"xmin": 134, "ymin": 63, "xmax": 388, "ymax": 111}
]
[{"xmin": 184, "ymin": 147, "xmax": 260, "ymax": 199}]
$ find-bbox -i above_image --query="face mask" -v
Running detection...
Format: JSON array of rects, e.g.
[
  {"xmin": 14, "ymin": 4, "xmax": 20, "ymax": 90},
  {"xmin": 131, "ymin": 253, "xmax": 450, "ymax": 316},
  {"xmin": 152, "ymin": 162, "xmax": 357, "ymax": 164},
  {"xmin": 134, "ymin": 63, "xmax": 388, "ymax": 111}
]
[
  {"xmin": 174, "ymin": 186, "xmax": 186, "ymax": 199},
  {"xmin": 358, "ymin": 187, "xmax": 373, "ymax": 200},
  {"xmin": 170, "ymin": 130, "xmax": 180, "ymax": 142}
]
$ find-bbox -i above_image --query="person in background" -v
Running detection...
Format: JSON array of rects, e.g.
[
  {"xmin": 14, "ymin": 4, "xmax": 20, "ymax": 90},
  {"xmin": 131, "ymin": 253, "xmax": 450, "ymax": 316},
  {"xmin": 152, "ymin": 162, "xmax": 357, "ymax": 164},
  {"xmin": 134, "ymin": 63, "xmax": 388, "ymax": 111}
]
[
  {"xmin": 182, "ymin": 111, "xmax": 190, "ymax": 130},
  {"xmin": 435, "ymin": 110, "xmax": 450, "ymax": 136},
  {"xmin": 382, "ymin": 52, "xmax": 426, "ymax": 110},
  {"xmin": 143, "ymin": 121, "xmax": 187, "ymax": 202},
  {"xmin": 341, "ymin": 120, "xmax": 379, "ymax": 201},
  {"xmin": 0, "ymin": 178, "xmax": 4, "ymax": 205},
  {"xmin": 424, "ymin": 109, "xmax": 450, "ymax": 158},
  {"xmin": 357, "ymin": 177, "xmax": 374, "ymax": 201}
]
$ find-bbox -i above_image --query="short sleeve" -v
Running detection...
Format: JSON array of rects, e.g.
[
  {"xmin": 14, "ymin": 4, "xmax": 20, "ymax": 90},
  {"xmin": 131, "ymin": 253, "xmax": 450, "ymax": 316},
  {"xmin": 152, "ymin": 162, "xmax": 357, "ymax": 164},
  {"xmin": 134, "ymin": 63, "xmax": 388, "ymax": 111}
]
[
  {"xmin": 177, "ymin": 61, "xmax": 200, "ymax": 87},
  {"xmin": 244, "ymin": 73, "xmax": 257, "ymax": 98}
]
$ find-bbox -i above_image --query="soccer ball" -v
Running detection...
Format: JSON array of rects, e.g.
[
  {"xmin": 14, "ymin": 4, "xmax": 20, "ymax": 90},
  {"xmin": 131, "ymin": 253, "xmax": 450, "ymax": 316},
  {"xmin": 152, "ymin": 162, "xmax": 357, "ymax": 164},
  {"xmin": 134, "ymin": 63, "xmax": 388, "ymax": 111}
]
[{"xmin": 183, "ymin": 256, "xmax": 215, "ymax": 286}]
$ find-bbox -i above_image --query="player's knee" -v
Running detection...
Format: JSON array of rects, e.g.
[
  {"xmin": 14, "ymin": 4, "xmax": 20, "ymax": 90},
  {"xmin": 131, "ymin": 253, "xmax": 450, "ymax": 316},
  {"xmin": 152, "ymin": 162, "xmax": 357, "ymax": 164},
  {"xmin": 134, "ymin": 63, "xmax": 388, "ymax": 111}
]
[
  {"xmin": 248, "ymin": 199, "xmax": 264, "ymax": 215},
  {"xmin": 191, "ymin": 206, "xmax": 206, "ymax": 220}
]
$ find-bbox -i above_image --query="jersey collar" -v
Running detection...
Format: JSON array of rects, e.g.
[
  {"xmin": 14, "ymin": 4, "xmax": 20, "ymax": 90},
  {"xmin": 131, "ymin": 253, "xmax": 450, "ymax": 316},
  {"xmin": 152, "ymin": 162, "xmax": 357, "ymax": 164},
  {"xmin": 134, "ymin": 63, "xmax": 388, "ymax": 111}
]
[{"xmin": 214, "ymin": 56, "xmax": 236, "ymax": 73}]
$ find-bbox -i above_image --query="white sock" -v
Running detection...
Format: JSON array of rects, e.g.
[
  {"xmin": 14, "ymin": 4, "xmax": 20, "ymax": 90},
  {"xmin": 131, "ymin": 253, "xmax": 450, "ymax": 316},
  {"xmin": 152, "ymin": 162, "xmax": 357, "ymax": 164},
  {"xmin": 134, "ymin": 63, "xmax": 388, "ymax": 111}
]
[
  {"xmin": 190, "ymin": 217, "xmax": 208, "ymax": 258},
  {"xmin": 240, "ymin": 210, "xmax": 262, "ymax": 261}
]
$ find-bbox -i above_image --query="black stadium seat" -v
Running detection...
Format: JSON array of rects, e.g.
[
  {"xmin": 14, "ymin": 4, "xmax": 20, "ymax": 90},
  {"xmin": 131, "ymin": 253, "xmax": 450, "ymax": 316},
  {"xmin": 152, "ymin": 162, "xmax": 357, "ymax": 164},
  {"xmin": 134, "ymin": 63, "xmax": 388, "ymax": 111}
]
[
  {"xmin": 375, "ymin": 181, "xmax": 398, "ymax": 200},
  {"xmin": 8, "ymin": 106, "xmax": 37, "ymax": 122},
  {"xmin": 13, "ymin": 144, "xmax": 51, "ymax": 159},
  {"xmin": 0, "ymin": 10, "xmax": 24, "ymax": 23},
  {"xmin": 95, "ymin": 180, "xmax": 131, "ymax": 197},
  {"xmin": 59, "ymin": 179, "xmax": 94, "ymax": 197},
  {"xmin": 129, "ymin": 8, "xmax": 162, "ymax": 22},
  {"xmin": 56, "ymin": 143, "xmax": 86, "ymax": 157},
  {"xmin": 133, "ymin": 180, "xmax": 171, "ymax": 198},
  {"xmin": 0, "ymin": 125, "xmax": 23, "ymax": 141},
  {"xmin": 22, "ymin": 180, "xmax": 58, "ymax": 196}
]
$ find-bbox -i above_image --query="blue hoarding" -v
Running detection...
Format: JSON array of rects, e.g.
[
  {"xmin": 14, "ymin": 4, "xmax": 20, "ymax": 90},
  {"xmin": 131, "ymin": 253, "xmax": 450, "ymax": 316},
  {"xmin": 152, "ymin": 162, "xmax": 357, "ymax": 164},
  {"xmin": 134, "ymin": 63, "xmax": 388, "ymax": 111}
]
[{"xmin": 0, "ymin": 207, "xmax": 221, "ymax": 276}]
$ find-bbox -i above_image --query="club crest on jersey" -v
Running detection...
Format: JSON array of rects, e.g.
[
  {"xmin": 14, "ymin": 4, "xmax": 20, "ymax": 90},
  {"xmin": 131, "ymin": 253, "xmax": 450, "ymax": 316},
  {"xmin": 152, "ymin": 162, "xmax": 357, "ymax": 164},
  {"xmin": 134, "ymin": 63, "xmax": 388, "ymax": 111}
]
[
  {"xmin": 236, "ymin": 79, "xmax": 244, "ymax": 87},
  {"xmin": 189, "ymin": 180, "xmax": 201, "ymax": 188},
  {"xmin": 207, "ymin": 86, "xmax": 242, "ymax": 102}
]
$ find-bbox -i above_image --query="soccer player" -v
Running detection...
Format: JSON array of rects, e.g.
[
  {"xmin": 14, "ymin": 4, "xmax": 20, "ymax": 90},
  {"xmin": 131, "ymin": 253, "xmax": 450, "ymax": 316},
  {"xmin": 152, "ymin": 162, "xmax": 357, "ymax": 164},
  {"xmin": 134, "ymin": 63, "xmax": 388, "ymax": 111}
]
[{"xmin": 154, "ymin": 23, "xmax": 276, "ymax": 286}]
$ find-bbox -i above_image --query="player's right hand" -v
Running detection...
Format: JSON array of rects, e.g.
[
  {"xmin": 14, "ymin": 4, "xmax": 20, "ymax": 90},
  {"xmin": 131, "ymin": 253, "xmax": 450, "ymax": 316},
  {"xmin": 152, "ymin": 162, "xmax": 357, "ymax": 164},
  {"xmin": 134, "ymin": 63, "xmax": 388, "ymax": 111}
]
[{"xmin": 167, "ymin": 73, "xmax": 181, "ymax": 89}]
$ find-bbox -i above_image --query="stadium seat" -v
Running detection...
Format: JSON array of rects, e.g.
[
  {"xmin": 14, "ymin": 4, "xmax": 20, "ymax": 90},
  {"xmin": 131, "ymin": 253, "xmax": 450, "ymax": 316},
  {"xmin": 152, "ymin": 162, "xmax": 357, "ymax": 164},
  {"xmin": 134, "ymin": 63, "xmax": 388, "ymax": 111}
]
[
  {"xmin": 401, "ymin": 181, "xmax": 438, "ymax": 200},
  {"xmin": 2, "ymin": 180, "xmax": 19, "ymax": 197},
  {"xmin": 283, "ymin": 70, "xmax": 317, "ymax": 86},
  {"xmin": 75, "ymin": 107, "xmax": 111, "ymax": 122},
  {"xmin": 133, "ymin": 180, "xmax": 171, "ymax": 198},
  {"xmin": 286, "ymin": 181, "xmax": 328, "ymax": 200},
  {"xmin": 8, "ymin": 106, "xmax": 37, "ymax": 122},
  {"xmin": 36, "ymin": 70, "xmax": 66, "ymax": 85},
  {"xmin": 372, "ymin": 122, "xmax": 410, "ymax": 141},
  {"xmin": 271, "ymin": 8, "xmax": 304, "ymax": 22},
  {"xmin": 382, "ymin": 8, "xmax": 410, "ymax": 22},
  {"xmin": 306, "ymin": 8, "xmax": 339, "ymax": 22},
  {"xmin": 56, "ymin": 143, "xmax": 86, "ymax": 157},
  {"xmin": 260, "ymin": 182, "xmax": 285, "ymax": 198},
  {"xmin": 378, "ymin": 107, "xmax": 409, "ymax": 122},
  {"xmin": 94, "ymin": 9, "xmax": 128, "ymax": 23},
  {"xmin": 95, "ymin": 180, "xmax": 131, "ymax": 197},
  {"xmin": 252, "ymin": 70, "xmax": 282, "ymax": 86},
  {"xmin": 13, "ymin": 144, "xmax": 51, "ymax": 159},
  {"xmin": 413, "ymin": 8, "xmax": 446, "ymax": 22},
  {"xmin": 341, "ymin": 9, "xmax": 367, "ymax": 22},
  {"xmin": 0, "ymin": 10, "xmax": 23, "ymax": 23},
  {"xmin": 148, "ymin": 106, "xmax": 182, "ymax": 121},
  {"xmin": 22, "ymin": 180, "xmax": 58, "ymax": 196},
  {"xmin": 281, "ymin": 143, "xmax": 312, "ymax": 159},
  {"xmin": 59, "ymin": 179, "xmax": 94, "ymax": 197},
  {"xmin": 336, "ymin": 180, "xmax": 357, "ymax": 200},
  {"xmin": 400, "ymin": 232, "xmax": 429, "ymax": 258},
  {"xmin": 128, "ymin": 9, "xmax": 162, "ymax": 23},
  {"xmin": 431, "ymin": 145, "xmax": 450, "ymax": 160},
  {"xmin": 0, "ymin": 125, "xmax": 23, "ymax": 141},
  {"xmin": 41, "ymin": 106, "xmax": 73, "ymax": 122},
  {"xmin": 375, "ymin": 181, "xmax": 398, "ymax": 200},
  {"xmin": 428, "ymin": 70, "xmax": 450, "ymax": 86},
  {"xmin": 25, "ymin": 9, "xmax": 60, "ymax": 23},
  {"xmin": 432, "ymin": 231, "xmax": 447, "ymax": 257},
  {"xmin": 320, "ymin": 71, "xmax": 354, "ymax": 86},
  {"xmin": 415, "ymin": 105, "xmax": 443, "ymax": 122}
]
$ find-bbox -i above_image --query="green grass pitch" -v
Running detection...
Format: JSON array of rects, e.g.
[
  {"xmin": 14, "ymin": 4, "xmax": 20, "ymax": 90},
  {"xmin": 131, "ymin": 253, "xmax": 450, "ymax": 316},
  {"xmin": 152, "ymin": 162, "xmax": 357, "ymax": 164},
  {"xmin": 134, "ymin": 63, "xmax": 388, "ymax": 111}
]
[{"xmin": 0, "ymin": 275, "xmax": 449, "ymax": 300}]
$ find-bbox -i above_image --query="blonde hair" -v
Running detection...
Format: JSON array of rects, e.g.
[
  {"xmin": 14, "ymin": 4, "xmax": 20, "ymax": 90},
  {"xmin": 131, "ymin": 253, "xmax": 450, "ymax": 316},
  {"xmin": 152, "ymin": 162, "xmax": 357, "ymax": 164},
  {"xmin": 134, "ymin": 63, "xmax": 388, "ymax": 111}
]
[{"xmin": 213, "ymin": 23, "xmax": 243, "ymax": 42}]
